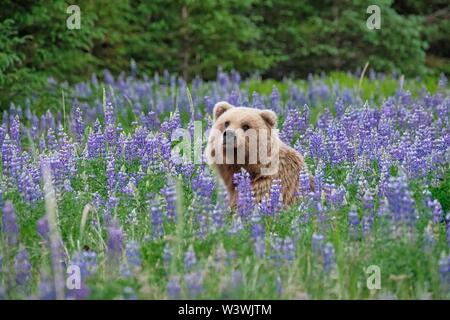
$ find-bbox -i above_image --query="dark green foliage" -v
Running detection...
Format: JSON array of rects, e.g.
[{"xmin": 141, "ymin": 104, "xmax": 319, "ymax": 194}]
[{"xmin": 0, "ymin": 0, "xmax": 448, "ymax": 110}]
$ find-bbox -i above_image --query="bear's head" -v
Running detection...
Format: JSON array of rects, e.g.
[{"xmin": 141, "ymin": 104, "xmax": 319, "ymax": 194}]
[{"xmin": 207, "ymin": 101, "xmax": 280, "ymax": 175}]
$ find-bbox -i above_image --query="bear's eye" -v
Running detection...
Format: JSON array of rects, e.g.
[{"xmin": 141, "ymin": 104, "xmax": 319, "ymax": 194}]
[
  {"xmin": 242, "ymin": 124, "xmax": 250, "ymax": 131},
  {"xmin": 224, "ymin": 121, "xmax": 230, "ymax": 128}
]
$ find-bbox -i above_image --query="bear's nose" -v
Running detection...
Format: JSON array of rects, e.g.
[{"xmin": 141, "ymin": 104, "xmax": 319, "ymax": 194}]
[{"xmin": 223, "ymin": 130, "xmax": 236, "ymax": 145}]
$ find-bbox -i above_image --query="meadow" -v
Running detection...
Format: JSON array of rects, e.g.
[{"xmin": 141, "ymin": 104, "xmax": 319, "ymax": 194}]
[{"xmin": 0, "ymin": 69, "xmax": 449, "ymax": 299}]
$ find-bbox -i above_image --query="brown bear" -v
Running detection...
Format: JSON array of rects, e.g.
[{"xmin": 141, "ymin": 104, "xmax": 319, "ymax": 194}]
[{"xmin": 206, "ymin": 101, "xmax": 310, "ymax": 208}]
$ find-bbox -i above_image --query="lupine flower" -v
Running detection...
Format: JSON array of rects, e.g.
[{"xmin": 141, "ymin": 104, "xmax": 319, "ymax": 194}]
[
  {"xmin": 106, "ymin": 156, "xmax": 116, "ymax": 194},
  {"xmin": 228, "ymin": 216, "xmax": 244, "ymax": 235},
  {"xmin": 161, "ymin": 182, "xmax": 176, "ymax": 222},
  {"xmin": 323, "ymin": 243, "xmax": 336, "ymax": 273},
  {"xmin": 71, "ymin": 251, "xmax": 98, "ymax": 279},
  {"xmin": 2, "ymin": 200, "xmax": 19, "ymax": 245},
  {"xmin": 298, "ymin": 168, "xmax": 311, "ymax": 196},
  {"xmin": 385, "ymin": 173, "xmax": 417, "ymax": 226},
  {"xmin": 270, "ymin": 236, "xmax": 295, "ymax": 263},
  {"xmin": 348, "ymin": 205, "xmax": 360, "ymax": 237},
  {"xmin": 167, "ymin": 276, "xmax": 181, "ymax": 299},
  {"xmin": 281, "ymin": 107, "xmax": 302, "ymax": 143},
  {"xmin": 233, "ymin": 170, "xmax": 254, "ymax": 220},
  {"xmin": 15, "ymin": 248, "xmax": 32, "ymax": 287},
  {"xmin": 428, "ymin": 199, "xmax": 443, "ymax": 224},
  {"xmin": 72, "ymin": 107, "xmax": 85, "ymax": 143},
  {"xmin": 254, "ymin": 238, "xmax": 265, "ymax": 258},
  {"xmin": 107, "ymin": 219, "xmax": 124, "ymax": 264},
  {"xmin": 312, "ymin": 233, "xmax": 325, "ymax": 252},
  {"xmin": 363, "ymin": 215, "xmax": 374, "ymax": 235},
  {"xmin": 150, "ymin": 202, "xmax": 164, "ymax": 239},
  {"xmin": 1, "ymin": 134, "xmax": 13, "ymax": 177},
  {"xmin": 184, "ymin": 271, "xmax": 203, "ymax": 298},
  {"xmin": 363, "ymin": 190, "xmax": 375, "ymax": 214},
  {"xmin": 163, "ymin": 243, "xmax": 172, "ymax": 270},
  {"xmin": 37, "ymin": 216, "xmax": 49, "ymax": 241},
  {"xmin": 438, "ymin": 254, "xmax": 450, "ymax": 293},
  {"xmin": 229, "ymin": 270, "xmax": 243, "ymax": 290},
  {"xmin": 184, "ymin": 246, "xmax": 197, "ymax": 272},
  {"xmin": 38, "ymin": 272, "xmax": 56, "ymax": 300},
  {"xmin": 10, "ymin": 115, "xmax": 21, "ymax": 149},
  {"xmin": 66, "ymin": 282, "xmax": 91, "ymax": 300},
  {"xmin": 125, "ymin": 241, "xmax": 141, "ymax": 268}
]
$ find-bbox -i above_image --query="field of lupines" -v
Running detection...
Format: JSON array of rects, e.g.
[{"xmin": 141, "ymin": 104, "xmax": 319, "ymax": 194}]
[{"xmin": 0, "ymin": 69, "xmax": 449, "ymax": 300}]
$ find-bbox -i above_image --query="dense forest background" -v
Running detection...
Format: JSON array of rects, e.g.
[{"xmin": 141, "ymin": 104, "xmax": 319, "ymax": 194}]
[{"xmin": 0, "ymin": 0, "xmax": 449, "ymax": 108}]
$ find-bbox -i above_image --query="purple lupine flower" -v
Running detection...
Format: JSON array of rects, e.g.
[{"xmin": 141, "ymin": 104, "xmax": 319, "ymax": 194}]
[
  {"xmin": 363, "ymin": 190, "xmax": 375, "ymax": 214},
  {"xmin": 251, "ymin": 91, "xmax": 263, "ymax": 109},
  {"xmin": 161, "ymin": 182, "xmax": 176, "ymax": 222},
  {"xmin": 348, "ymin": 205, "xmax": 360, "ymax": 237},
  {"xmin": 2, "ymin": 200, "xmax": 19, "ymax": 245},
  {"xmin": 228, "ymin": 214, "xmax": 244, "ymax": 235},
  {"xmin": 160, "ymin": 111, "xmax": 181, "ymax": 137},
  {"xmin": 0, "ymin": 125, "xmax": 6, "ymax": 151},
  {"xmin": 167, "ymin": 276, "xmax": 181, "ymax": 299},
  {"xmin": 184, "ymin": 246, "xmax": 197, "ymax": 272},
  {"xmin": 107, "ymin": 219, "xmax": 124, "ymax": 263},
  {"xmin": 1, "ymin": 134, "xmax": 13, "ymax": 177},
  {"xmin": 335, "ymin": 97, "xmax": 345, "ymax": 119},
  {"xmin": 106, "ymin": 156, "xmax": 116, "ymax": 194},
  {"xmin": 251, "ymin": 222, "xmax": 265, "ymax": 241},
  {"xmin": 163, "ymin": 243, "xmax": 172, "ymax": 270},
  {"xmin": 438, "ymin": 73, "xmax": 448, "ymax": 89},
  {"xmin": 66, "ymin": 281, "xmax": 91, "ymax": 300},
  {"xmin": 210, "ymin": 182, "xmax": 228, "ymax": 232},
  {"xmin": 298, "ymin": 168, "xmax": 311, "ymax": 196},
  {"xmin": 184, "ymin": 271, "xmax": 203, "ymax": 298},
  {"xmin": 229, "ymin": 270, "xmax": 243, "ymax": 290},
  {"xmin": 281, "ymin": 107, "xmax": 302, "ymax": 144},
  {"xmin": 270, "ymin": 236, "xmax": 295, "ymax": 263},
  {"xmin": 37, "ymin": 216, "xmax": 49, "ymax": 241},
  {"xmin": 309, "ymin": 131, "xmax": 324, "ymax": 160},
  {"xmin": 271, "ymin": 86, "xmax": 281, "ymax": 113},
  {"xmin": 362, "ymin": 215, "xmax": 374, "ymax": 235},
  {"xmin": 438, "ymin": 254, "xmax": 450, "ymax": 294},
  {"xmin": 38, "ymin": 272, "xmax": 56, "ymax": 300},
  {"xmin": 312, "ymin": 233, "xmax": 325, "ymax": 252},
  {"xmin": 47, "ymin": 127, "xmax": 58, "ymax": 151},
  {"xmin": 233, "ymin": 170, "xmax": 254, "ymax": 220},
  {"xmin": 254, "ymin": 238, "xmax": 265, "ymax": 258},
  {"xmin": 192, "ymin": 169, "xmax": 215, "ymax": 200},
  {"xmin": 428, "ymin": 199, "xmax": 443, "ymax": 224},
  {"xmin": 125, "ymin": 241, "xmax": 141, "ymax": 268},
  {"xmin": 72, "ymin": 107, "xmax": 85, "ymax": 143},
  {"xmin": 78, "ymin": 251, "xmax": 98, "ymax": 278},
  {"xmin": 323, "ymin": 243, "xmax": 336, "ymax": 273},
  {"xmin": 150, "ymin": 202, "xmax": 164, "ymax": 239},
  {"xmin": 10, "ymin": 115, "xmax": 21, "ymax": 149},
  {"xmin": 267, "ymin": 179, "xmax": 283, "ymax": 215},
  {"xmin": 87, "ymin": 120, "xmax": 105, "ymax": 159},
  {"xmin": 15, "ymin": 248, "xmax": 32, "ymax": 286},
  {"xmin": 385, "ymin": 173, "xmax": 416, "ymax": 226}
]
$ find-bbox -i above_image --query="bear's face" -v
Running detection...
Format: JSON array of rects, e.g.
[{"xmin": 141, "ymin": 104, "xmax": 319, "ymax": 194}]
[{"xmin": 207, "ymin": 101, "xmax": 278, "ymax": 169}]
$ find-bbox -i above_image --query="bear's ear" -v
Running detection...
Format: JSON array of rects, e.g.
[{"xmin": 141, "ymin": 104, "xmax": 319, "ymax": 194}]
[
  {"xmin": 260, "ymin": 109, "xmax": 277, "ymax": 128},
  {"xmin": 213, "ymin": 101, "xmax": 234, "ymax": 120}
]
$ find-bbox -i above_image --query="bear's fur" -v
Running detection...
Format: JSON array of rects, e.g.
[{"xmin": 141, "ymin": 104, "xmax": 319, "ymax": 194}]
[{"xmin": 207, "ymin": 101, "xmax": 311, "ymax": 208}]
